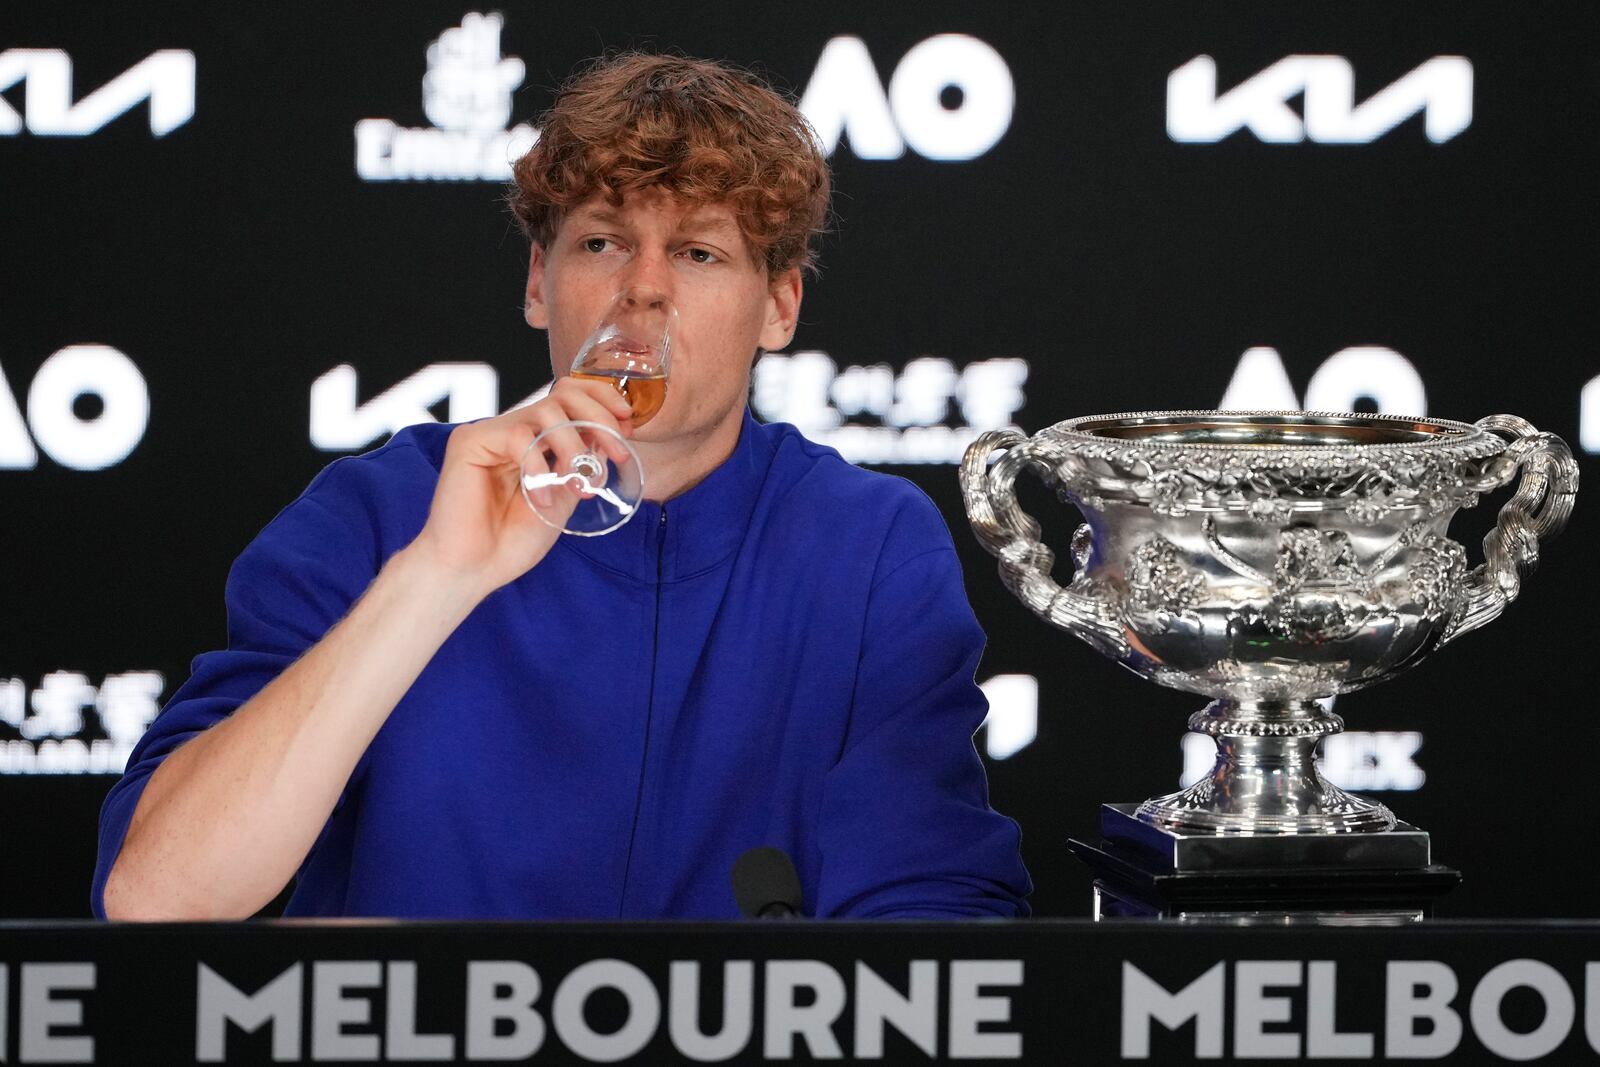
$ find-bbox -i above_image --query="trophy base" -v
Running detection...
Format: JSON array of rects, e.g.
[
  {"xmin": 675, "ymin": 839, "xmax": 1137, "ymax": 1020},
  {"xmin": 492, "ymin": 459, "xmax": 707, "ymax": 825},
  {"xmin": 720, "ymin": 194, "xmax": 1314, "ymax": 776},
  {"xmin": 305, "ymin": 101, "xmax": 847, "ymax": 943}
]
[
  {"xmin": 1103, "ymin": 802, "xmax": 1429, "ymax": 870},
  {"xmin": 1066, "ymin": 804, "xmax": 1460, "ymax": 923}
]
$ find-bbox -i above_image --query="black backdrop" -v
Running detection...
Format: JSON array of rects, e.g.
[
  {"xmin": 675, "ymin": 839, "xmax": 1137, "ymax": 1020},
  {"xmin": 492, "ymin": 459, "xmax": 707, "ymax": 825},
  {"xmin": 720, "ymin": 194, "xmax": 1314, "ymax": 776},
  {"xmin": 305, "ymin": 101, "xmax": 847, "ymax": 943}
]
[{"xmin": 3, "ymin": 2, "xmax": 1595, "ymax": 918}]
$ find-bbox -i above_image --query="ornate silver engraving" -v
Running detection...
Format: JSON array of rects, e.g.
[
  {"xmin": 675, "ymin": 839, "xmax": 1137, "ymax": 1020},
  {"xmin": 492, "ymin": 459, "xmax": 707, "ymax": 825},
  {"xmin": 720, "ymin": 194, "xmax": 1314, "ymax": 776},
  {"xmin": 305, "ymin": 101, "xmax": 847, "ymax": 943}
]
[
  {"xmin": 1070, "ymin": 522, "xmax": 1094, "ymax": 571},
  {"xmin": 960, "ymin": 409, "xmax": 1578, "ymax": 837},
  {"xmin": 1407, "ymin": 535, "xmax": 1469, "ymax": 619},
  {"xmin": 1127, "ymin": 537, "xmax": 1206, "ymax": 617},
  {"xmin": 1272, "ymin": 527, "xmax": 1363, "ymax": 592},
  {"xmin": 1264, "ymin": 527, "xmax": 1373, "ymax": 641},
  {"xmin": 1025, "ymin": 410, "xmax": 1514, "ymax": 523}
]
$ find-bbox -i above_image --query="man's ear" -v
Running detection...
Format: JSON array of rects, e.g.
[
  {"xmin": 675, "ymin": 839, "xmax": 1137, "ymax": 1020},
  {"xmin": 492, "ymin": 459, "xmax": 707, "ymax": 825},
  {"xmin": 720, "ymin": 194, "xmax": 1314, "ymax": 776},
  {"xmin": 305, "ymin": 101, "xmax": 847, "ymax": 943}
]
[
  {"xmin": 758, "ymin": 267, "xmax": 803, "ymax": 352},
  {"xmin": 524, "ymin": 243, "xmax": 550, "ymax": 329}
]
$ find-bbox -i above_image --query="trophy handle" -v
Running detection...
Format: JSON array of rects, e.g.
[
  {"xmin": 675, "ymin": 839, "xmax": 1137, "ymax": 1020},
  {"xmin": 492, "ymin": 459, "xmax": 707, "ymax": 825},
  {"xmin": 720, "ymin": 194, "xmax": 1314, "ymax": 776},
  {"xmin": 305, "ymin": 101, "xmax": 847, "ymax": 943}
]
[
  {"xmin": 961, "ymin": 430, "xmax": 1130, "ymax": 658},
  {"xmin": 1437, "ymin": 414, "xmax": 1579, "ymax": 647}
]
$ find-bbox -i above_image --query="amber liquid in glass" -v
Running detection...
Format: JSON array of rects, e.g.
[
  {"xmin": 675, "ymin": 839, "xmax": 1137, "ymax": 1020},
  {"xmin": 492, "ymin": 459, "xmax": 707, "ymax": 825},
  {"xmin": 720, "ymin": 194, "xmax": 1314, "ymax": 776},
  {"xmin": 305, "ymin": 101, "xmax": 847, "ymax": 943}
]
[{"xmin": 570, "ymin": 370, "xmax": 667, "ymax": 428}]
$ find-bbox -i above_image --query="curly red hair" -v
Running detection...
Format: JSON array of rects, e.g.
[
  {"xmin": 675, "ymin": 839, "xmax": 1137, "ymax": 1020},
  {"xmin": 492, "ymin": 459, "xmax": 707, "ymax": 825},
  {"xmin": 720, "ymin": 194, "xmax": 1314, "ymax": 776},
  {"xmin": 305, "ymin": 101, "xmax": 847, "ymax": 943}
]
[{"xmin": 509, "ymin": 52, "xmax": 831, "ymax": 276}]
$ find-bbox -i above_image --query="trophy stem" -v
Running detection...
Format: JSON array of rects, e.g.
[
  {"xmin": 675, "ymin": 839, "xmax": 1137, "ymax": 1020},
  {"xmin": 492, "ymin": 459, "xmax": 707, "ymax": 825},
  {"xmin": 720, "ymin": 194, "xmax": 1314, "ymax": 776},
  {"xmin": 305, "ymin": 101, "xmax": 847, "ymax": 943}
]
[{"xmin": 1135, "ymin": 699, "xmax": 1397, "ymax": 835}]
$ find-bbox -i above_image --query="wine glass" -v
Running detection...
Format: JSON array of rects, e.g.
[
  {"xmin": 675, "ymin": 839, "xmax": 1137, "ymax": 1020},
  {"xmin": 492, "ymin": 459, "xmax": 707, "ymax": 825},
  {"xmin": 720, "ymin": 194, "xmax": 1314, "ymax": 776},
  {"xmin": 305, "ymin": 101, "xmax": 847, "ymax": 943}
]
[{"xmin": 521, "ymin": 287, "xmax": 676, "ymax": 536}]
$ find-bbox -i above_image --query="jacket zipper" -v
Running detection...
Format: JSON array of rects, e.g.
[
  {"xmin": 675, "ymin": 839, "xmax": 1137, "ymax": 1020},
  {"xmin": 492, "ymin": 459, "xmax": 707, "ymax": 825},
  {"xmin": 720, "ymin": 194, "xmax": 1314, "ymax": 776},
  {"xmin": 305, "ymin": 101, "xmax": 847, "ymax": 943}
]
[{"xmin": 618, "ymin": 506, "xmax": 667, "ymax": 915}]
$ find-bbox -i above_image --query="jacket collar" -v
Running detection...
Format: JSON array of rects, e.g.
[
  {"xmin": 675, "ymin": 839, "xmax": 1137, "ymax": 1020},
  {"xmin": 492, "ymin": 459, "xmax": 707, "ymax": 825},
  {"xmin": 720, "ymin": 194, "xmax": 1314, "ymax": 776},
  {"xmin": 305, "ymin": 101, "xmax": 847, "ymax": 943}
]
[{"xmin": 558, "ymin": 407, "xmax": 774, "ymax": 583}]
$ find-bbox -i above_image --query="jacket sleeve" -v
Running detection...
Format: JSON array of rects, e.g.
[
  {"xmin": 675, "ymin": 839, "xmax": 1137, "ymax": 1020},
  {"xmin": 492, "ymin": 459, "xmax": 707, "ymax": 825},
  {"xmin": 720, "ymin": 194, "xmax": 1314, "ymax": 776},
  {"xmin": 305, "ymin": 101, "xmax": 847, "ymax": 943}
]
[
  {"xmin": 90, "ymin": 460, "xmax": 387, "ymax": 919},
  {"xmin": 814, "ymin": 495, "xmax": 1032, "ymax": 919}
]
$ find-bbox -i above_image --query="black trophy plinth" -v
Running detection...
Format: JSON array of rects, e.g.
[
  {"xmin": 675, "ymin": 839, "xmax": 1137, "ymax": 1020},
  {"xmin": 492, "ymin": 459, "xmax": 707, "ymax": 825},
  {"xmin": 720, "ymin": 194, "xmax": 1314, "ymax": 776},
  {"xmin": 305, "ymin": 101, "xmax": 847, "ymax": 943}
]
[{"xmin": 1067, "ymin": 804, "xmax": 1461, "ymax": 922}]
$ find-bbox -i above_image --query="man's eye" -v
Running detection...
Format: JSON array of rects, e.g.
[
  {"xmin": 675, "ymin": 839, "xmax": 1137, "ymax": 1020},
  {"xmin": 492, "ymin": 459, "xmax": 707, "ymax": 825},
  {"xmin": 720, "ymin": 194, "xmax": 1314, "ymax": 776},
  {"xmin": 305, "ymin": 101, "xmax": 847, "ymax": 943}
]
[
  {"xmin": 583, "ymin": 237, "xmax": 614, "ymax": 253},
  {"xmin": 683, "ymin": 247, "xmax": 718, "ymax": 264}
]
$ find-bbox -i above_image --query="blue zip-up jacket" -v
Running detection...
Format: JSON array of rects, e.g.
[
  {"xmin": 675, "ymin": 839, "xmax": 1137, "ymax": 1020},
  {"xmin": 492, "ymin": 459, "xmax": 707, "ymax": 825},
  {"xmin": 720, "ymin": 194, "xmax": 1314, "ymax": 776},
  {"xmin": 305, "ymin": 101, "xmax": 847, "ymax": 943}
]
[{"xmin": 92, "ymin": 410, "xmax": 1031, "ymax": 919}]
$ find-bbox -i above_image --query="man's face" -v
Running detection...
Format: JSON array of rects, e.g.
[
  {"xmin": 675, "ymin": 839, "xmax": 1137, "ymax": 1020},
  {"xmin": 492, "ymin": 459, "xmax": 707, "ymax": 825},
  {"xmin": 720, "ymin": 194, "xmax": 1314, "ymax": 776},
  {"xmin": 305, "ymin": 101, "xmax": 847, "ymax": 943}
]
[{"xmin": 524, "ymin": 186, "xmax": 801, "ymax": 443}]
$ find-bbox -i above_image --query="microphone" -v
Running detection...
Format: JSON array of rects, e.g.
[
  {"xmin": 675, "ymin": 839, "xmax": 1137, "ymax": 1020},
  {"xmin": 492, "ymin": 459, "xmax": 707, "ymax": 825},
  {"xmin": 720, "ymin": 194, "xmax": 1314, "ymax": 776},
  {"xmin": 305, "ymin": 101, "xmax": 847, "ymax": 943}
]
[{"xmin": 731, "ymin": 847, "xmax": 803, "ymax": 919}]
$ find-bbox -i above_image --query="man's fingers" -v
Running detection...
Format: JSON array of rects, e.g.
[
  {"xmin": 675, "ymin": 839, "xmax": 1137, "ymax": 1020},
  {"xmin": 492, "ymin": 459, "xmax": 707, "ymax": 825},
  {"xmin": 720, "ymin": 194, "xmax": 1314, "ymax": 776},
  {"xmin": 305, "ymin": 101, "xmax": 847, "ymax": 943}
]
[
  {"xmin": 508, "ymin": 420, "xmax": 535, "ymax": 464},
  {"xmin": 519, "ymin": 441, "xmax": 555, "ymax": 508},
  {"xmin": 536, "ymin": 422, "xmax": 593, "ymax": 488},
  {"xmin": 451, "ymin": 417, "xmax": 537, "ymax": 470},
  {"xmin": 554, "ymin": 375, "xmax": 635, "ymax": 424},
  {"xmin": 502, "ymin": 420, "xmax": 546, "ymax": 506},
  {"xmin": 444, "ymin": 377, "xmax": 636, "ymax": 517},
  {"xmin": 550, "ymin": 390, "xmax": 634, "ymax": 465}
]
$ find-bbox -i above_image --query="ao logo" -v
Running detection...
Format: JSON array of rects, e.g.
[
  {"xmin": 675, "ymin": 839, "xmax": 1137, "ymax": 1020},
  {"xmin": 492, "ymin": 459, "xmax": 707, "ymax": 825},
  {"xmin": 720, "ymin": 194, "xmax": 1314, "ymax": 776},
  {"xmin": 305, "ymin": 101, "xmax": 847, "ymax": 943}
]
[
  {"xmin": 1219, "ymin": 346, "xmax": 1427, "ymax": 416},
  {"xmin": 0, "ymin": 49, "xmax": 194, "ymax": 136},
  {"xmin": 800, "ymin": 35, "xmax": 1014, "ymax": 161},
  {"xmin": 1168, "ymin": 55, "xmax": 1473, "ymax": 144},
  {"xmin": 0, "ymin": 346, "xmax": 150, "ymax": 471}
]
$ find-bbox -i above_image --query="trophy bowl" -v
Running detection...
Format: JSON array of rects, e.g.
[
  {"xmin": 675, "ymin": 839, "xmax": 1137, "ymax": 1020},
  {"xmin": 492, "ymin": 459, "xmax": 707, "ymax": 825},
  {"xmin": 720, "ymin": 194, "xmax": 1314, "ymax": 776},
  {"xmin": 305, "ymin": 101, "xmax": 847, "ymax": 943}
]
[{"xmin": 962, "ymin": 410, "xmax": 1577, "ymax": 838}]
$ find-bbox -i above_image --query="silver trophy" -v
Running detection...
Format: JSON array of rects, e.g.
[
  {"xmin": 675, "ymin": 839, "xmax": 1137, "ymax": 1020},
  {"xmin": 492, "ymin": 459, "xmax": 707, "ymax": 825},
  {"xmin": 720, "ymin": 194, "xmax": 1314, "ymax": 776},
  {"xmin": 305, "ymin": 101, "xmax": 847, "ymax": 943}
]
[{"xmin": 962, "ymin": 411, "xmax": 1577, "ymax": 875}]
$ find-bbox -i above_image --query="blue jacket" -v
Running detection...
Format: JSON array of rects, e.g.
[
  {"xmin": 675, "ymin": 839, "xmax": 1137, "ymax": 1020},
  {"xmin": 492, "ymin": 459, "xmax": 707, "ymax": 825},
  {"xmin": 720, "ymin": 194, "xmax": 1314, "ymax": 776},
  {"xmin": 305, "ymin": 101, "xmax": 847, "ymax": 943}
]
[{"xmin": 93, "ymin": 410, "xmax": 1031, "ymax": 919}]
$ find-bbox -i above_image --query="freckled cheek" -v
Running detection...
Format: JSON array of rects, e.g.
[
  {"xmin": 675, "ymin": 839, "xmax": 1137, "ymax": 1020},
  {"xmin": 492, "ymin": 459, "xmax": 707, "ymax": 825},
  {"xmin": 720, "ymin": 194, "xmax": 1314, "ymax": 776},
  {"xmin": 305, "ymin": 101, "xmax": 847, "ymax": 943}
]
[
  {"xmin": 545, "ymin": 320, "xmax": 585, "ymax": 376},
  {"xmin": 677, "ymin": 329, "xmax": 751, "ymax": 408},
  {"xmin": 544, "ymin": 282, "xmax": 613, "ymax": 373},
  {"xmin": 670, "ymin": 313, "xmax": 732, "ymax": 374}
]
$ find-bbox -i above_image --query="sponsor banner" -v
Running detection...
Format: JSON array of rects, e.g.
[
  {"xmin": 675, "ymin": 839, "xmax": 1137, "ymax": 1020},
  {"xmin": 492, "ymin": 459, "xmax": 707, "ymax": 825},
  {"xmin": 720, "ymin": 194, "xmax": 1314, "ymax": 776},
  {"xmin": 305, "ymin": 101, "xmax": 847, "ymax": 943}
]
[
  {"xmin": 0, "ymin": 672, "xmax": 164, "ymax": 776},
  {"xmin": 0, "ymin": 49, "xmax": 194, "ymax": 137},
  {"xmin": 355, "ymin": 13, "xmax": 1012, "ymax": 181},
  {"xmin": 1167, "ymin": 55, "xmax": 1473, "ymax": 144},
  {"xmin": 1181, "ymin": 731, "xmax": 1427, "ymax": 792},
  {"xmin": 4, "ymin": 921, "xmax": 1600, "ymax": 1063},
  {"xmin": 355, "ymin": 13, "xmax": 536, "ymax": 182},
  {"xmin": 307, "ymin": 353, "xmax": 1030, "ymax": 466},
  {"xmin": 751, "ymin": 353, "xmax": 1029, "ymax": 465}
]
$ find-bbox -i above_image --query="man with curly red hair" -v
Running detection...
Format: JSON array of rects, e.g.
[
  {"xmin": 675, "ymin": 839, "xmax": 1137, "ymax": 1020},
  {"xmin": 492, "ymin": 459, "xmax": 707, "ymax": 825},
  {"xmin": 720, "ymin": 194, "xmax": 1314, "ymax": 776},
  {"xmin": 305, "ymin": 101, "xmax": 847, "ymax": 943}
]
[{"xmin": 95, "ymin": 54, "xmax": 1031, "ymax": 920}]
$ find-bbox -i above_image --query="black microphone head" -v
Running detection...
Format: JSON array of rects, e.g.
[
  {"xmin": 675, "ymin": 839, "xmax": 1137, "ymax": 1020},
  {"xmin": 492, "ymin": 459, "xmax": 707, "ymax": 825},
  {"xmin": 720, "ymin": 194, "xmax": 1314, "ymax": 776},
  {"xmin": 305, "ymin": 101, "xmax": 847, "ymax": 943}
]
[{"xmin": 731, "ymin": 846, "xmax": 803, "ymax": 919}]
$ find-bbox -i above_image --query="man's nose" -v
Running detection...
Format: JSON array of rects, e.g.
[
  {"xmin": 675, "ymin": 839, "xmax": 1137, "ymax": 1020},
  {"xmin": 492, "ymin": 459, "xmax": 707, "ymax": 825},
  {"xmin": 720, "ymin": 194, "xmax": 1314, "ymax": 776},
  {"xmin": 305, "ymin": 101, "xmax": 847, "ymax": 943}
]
[
  {"xmin": 618, "ymin": 247, "xmax": 675, "ymax": 298},
  {"xmin": 617, "ymin": 286, "xmax": 671, "ymax": 314}
]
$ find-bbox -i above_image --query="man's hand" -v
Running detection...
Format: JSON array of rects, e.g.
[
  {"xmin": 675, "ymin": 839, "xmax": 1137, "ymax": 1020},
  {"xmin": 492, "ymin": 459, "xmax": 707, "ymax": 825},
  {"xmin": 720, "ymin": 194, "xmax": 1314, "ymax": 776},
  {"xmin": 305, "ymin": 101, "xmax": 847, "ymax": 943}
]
[
  {"xmin": 101, "ymin": 374, "xmax": 638, "ymax": 920},
  {"xmin": 408, "ymin": 376, "xmax": 636, "ymax": 600}
]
